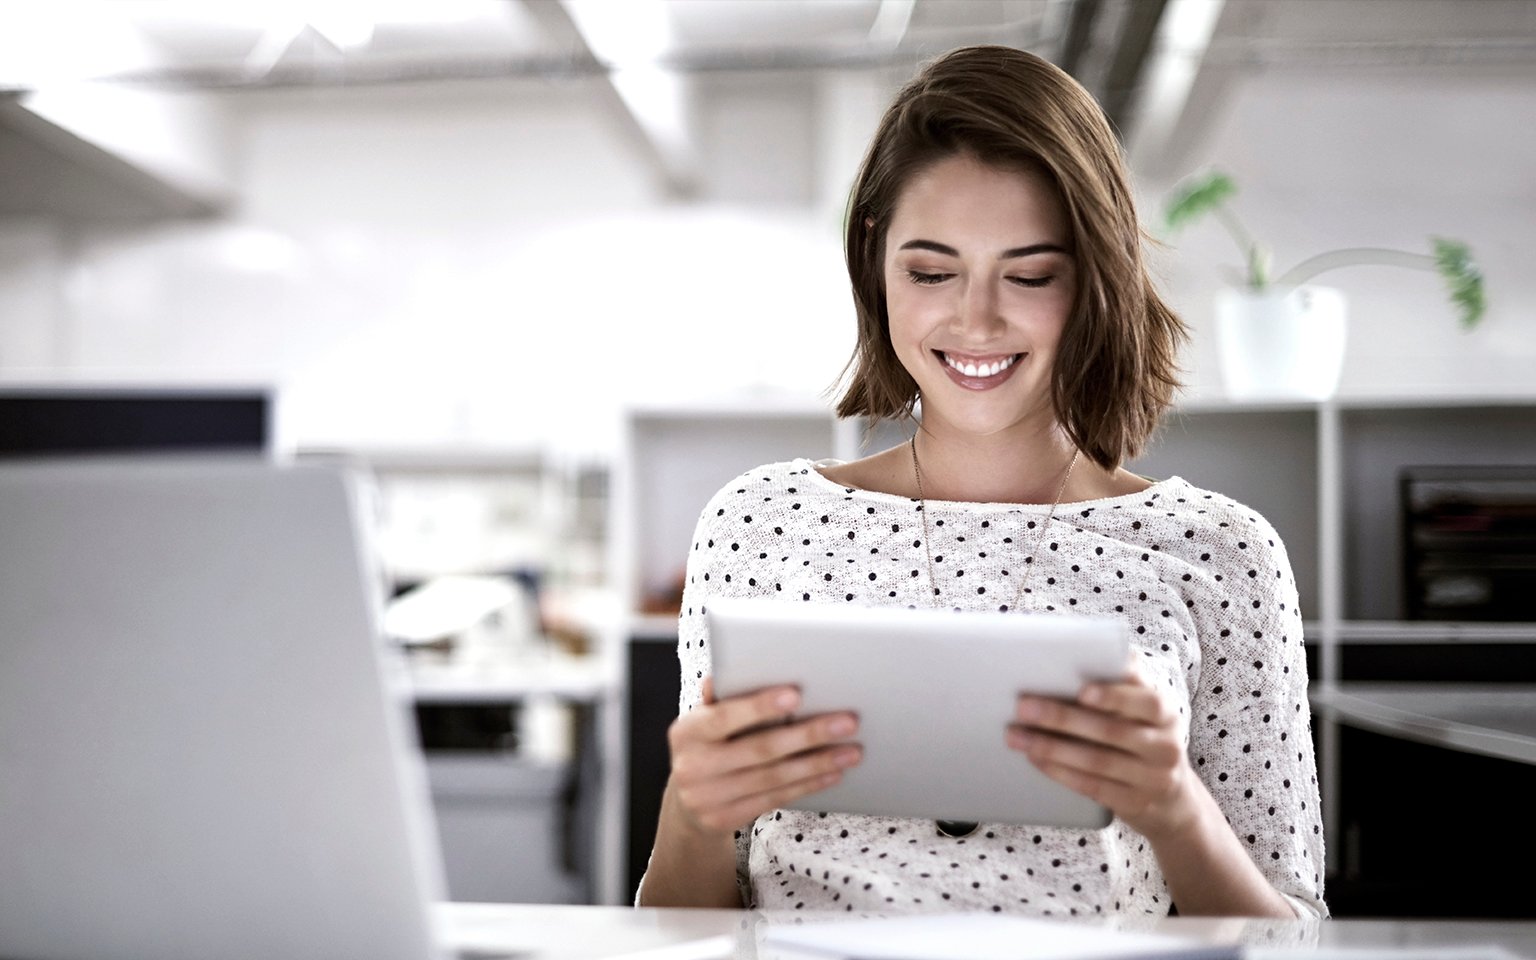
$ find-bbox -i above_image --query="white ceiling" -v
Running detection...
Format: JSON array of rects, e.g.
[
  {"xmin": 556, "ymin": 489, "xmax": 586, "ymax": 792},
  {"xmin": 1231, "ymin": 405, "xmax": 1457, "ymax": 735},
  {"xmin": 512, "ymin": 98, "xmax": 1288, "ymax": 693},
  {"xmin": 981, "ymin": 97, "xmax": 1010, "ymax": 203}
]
[
  {"xmin": 1, "ymin": 1, "xmax": 1532, "ymax": 90},
  {"xmin": 3, "ymin": 1, "xmax": 1534, "ymax": 214},
  {"xmin": 58, "ymin": 1, "xmax": 1053, "ymax": 80}
]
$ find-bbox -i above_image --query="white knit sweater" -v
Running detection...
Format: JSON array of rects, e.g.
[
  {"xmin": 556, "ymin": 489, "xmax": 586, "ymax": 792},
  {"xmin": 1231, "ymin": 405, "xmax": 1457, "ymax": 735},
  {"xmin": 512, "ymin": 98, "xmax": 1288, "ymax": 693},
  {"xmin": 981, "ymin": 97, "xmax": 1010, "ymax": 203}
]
[{"xmin": 668, "ymin": 458, "xmax": 1327, "ymax": 919}]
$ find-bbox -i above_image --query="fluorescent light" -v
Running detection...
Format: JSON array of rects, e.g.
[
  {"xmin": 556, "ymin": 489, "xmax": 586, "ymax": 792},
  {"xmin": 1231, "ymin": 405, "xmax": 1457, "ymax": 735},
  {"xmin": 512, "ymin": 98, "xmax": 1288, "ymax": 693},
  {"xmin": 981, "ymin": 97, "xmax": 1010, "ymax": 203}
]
[
  {"xmin": 307, "ymin": 7, "xmax": 375, "ymax": 51},
  {"xmin": 0, "ymin": 1, "xmax": 157, "ymax": 88},
  {"xmin": 562, "ymin": 0, "xmax": 671, "ymax": 68}
]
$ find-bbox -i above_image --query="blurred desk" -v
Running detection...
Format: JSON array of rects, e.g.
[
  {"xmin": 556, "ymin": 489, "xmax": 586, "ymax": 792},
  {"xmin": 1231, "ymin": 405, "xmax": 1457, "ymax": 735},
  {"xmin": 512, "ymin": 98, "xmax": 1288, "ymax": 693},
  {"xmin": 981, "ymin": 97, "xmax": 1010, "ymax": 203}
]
[
  {"xmin": 407, "ymin": 650, "xmax": 619, "ymax": 704},
  {"xmin": 1310, "ymin": 683, "xmax": 1536, "ymax": 766},
  {"xmin": 406, "ymin": 652, "xmax": 625, "ymax": 905},
  {"xmin": 436, "ymin": 903, "xmax": 1536, "ymax": 959},
  {"xmin": 1309, "ymin": 682, "xmax": 1536, "ymax": 918}
]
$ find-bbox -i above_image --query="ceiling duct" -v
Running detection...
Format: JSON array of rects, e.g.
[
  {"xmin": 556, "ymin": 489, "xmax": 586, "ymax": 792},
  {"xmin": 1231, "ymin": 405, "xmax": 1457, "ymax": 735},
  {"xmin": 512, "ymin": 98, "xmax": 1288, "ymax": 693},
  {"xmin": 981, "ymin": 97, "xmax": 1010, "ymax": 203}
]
[{"xmin": 1053, "ymin": 0, "xmax": 1170, "ymax": 140}]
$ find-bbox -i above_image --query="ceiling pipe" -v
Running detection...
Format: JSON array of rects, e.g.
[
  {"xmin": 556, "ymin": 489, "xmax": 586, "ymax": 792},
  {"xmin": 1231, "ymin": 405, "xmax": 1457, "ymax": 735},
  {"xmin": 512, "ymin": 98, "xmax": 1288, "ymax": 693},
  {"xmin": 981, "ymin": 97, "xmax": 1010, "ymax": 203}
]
[
  {"xmin": 76, "ymin": 15, "xmax": 1054, "ymax": 92},
  {"xmin": 1054, "ymin": 0, "xmax": 1103, "ymax": 78},
  {"xmin": 1097, "ymin": 0, "xmax": 1170, "ymax": 136}
]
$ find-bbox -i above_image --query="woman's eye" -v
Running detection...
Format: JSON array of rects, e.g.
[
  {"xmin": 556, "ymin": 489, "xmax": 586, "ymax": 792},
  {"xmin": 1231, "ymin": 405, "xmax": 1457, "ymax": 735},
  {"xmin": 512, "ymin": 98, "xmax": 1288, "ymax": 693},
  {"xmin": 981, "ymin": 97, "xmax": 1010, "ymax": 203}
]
[
  {"xmin": 906, "ymin": 270, "xmax": 952, "ymax": 286},
  {"xmin": 1008, "ymin": 275, "xmax": 1055, "ymax": 288}
]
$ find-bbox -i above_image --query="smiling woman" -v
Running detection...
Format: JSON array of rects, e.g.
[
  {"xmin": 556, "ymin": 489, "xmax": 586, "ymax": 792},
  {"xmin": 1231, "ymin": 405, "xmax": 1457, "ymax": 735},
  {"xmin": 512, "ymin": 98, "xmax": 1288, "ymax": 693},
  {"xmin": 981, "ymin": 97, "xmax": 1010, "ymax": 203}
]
[{"xmin": 636, "ymin": 44, "xmax": 1327, "ymax": 923}]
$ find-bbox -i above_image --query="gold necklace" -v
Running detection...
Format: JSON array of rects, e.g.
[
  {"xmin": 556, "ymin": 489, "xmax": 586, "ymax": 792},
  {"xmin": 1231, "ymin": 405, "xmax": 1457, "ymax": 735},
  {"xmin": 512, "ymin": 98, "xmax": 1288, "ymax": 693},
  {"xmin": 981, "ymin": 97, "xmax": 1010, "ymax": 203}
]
[{"xmin": 909, "ymin": 434, "xmax": 1079, "ymax": 612}]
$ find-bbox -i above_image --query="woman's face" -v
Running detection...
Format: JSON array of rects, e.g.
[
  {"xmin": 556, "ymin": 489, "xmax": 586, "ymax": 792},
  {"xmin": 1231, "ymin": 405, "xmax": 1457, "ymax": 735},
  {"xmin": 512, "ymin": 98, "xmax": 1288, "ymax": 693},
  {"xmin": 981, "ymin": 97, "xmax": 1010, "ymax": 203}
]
[{"xmin": 882, "ymin": 152, "xmax": 1077, "ymax": 439}]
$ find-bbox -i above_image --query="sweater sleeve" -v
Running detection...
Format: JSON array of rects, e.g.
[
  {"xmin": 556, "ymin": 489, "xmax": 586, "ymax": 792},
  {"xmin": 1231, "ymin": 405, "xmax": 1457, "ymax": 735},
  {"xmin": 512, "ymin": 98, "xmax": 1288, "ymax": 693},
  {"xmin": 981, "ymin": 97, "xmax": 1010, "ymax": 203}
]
[{"xmin": 1186, "ymin": 508, "xmax": 1329, "ymax": 918}]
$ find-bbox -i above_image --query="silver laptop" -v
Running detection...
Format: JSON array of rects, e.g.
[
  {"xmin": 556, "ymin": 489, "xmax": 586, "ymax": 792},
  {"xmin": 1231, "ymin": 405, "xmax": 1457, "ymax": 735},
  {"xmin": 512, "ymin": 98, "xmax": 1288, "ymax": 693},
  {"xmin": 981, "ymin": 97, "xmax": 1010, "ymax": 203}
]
[{"xmin": 0, "ymin": 458, "xmax": 455, "ymax": 960}]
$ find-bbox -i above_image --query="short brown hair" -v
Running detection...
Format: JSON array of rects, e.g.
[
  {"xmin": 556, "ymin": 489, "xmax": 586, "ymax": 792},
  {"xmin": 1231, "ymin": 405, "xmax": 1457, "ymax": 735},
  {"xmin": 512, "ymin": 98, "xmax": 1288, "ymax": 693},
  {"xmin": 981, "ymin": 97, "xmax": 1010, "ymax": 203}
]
[{"xmin": 834, "ymin": 45, "xmax": 1185, "ymax": 470}]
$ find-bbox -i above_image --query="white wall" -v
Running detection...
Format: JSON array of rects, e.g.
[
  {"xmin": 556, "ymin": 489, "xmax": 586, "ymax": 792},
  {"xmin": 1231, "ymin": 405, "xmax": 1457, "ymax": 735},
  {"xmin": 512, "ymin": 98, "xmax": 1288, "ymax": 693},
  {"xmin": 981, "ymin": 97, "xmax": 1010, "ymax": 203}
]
[
  {"xmin": 0, "ymin": 220, "xmax": 64, "ymax": 368},
  {"xmin": 1138, "ymin": 66, "xmax": 1536, "ymax": 399},
  {"xmin": 2, "ymin": 52, "xmax": 1533, "ymax": 456},
  {"xmin": 1, "ymin": 76, "xmax": 856, "ymax": 457}
]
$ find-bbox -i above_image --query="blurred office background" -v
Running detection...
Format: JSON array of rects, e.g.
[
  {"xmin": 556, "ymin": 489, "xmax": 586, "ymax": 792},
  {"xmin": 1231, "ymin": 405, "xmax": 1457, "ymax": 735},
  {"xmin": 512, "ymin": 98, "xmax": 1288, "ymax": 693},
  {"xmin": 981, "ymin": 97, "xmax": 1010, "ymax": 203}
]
[{"xmin": 2, "ymin": 0, "xmax": 1533, "ymax": 918}]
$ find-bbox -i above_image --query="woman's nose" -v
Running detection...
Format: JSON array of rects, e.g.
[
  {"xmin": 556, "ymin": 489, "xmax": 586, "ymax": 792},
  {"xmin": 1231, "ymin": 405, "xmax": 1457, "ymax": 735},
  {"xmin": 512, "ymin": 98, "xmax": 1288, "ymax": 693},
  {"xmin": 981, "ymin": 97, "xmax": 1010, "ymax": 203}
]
[{"xmin": 952, "ymin": 278, "xmax": 1003, "ymax": 335}]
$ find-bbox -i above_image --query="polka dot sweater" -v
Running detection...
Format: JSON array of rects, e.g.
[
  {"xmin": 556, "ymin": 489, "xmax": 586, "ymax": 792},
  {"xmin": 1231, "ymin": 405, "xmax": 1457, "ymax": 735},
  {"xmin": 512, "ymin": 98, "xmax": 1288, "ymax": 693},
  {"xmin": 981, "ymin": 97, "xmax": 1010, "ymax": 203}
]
[{"xmin": 665, "ymin": 458, "xmax": 1327, "ymax": 919}]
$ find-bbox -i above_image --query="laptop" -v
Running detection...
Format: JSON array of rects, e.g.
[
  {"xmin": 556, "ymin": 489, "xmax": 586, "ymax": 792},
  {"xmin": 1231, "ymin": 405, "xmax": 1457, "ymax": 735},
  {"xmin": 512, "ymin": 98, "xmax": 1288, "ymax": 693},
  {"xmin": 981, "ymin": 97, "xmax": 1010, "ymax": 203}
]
[{"xmin": 0, "ymin": 457, "xmax": 460, "ymax": 960}]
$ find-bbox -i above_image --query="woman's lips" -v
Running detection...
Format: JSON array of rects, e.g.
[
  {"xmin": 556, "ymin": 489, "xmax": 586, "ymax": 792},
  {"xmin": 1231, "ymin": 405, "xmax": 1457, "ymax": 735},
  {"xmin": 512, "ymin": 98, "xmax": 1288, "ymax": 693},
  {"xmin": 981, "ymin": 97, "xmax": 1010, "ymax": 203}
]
[{"xmin": 935, "ymin": 350, "xmax": 1024, "ymax": 390}]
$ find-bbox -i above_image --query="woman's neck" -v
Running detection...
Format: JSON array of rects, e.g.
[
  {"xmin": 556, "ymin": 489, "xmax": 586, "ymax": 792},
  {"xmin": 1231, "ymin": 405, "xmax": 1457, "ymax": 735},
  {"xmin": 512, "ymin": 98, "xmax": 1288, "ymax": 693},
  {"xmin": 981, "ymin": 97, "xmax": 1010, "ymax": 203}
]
[{"xmin": 911, "ymin": 419, "xmax": 1102, "ymax": 505}]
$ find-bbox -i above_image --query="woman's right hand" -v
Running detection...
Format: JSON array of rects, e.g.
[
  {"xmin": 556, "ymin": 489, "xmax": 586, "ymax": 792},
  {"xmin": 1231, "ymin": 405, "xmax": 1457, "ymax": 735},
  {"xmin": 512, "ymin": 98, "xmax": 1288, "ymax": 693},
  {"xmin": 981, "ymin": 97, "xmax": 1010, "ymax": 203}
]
[{"xmin": 665, "ymin": 677, "xmax": 862, "ymax": 836}]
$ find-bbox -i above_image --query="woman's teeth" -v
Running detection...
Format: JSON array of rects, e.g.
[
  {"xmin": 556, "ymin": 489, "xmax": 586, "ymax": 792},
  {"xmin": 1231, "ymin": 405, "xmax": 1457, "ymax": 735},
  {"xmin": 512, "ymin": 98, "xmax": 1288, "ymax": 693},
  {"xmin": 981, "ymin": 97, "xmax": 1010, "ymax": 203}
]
[{"xmin": 943, "ymin": 353, "xmax": 1018, "ymax": 377}]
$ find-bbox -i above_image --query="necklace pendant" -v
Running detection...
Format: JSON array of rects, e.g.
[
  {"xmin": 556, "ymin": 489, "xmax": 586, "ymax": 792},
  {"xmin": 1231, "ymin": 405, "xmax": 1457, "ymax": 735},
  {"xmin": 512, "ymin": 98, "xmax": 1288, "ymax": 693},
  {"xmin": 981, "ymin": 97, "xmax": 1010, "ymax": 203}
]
[{"xmin": 935, "ymin": 819, "xmax": 979, "ymax": 838}]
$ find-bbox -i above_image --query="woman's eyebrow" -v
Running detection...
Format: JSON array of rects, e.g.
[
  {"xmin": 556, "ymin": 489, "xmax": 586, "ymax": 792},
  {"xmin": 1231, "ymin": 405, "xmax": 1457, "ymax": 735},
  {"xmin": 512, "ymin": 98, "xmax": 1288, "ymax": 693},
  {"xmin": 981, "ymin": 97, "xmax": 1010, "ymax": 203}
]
[
  {"xmin": 897, "ymin": 239, "xmax": 1068, "ymax": 259},
  {"xmin": 897, "ymin": 239, "xmax": 959, "ymax": 256},
  {"xmin": 999, "ymin": 243, "xmax": 1069, "ymax": 259}
]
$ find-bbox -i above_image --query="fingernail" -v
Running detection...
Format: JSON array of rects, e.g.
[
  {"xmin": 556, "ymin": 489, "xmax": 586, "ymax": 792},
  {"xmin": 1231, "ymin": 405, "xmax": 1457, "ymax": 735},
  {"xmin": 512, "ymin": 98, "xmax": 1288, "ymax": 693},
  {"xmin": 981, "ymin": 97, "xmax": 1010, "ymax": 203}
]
[
  {"xmin": 828, "ymin": 715, "xmax": 857, "ymax": 737},
  {"xmin": 835, "ymin": 746, "xmax": 861, "ymax": 767},
  {"xmin": 1080, "ymin": 685, "xmax": 1102, "ymax": 706},
  {"xmin": 775, "ymin": 689, "xmax": 799, "ymax": 711},
  {"xmin": 1016, "ymin": 699, "xmax": 1041, "ymax": 721},
  {"xmin": 1008, "ymin": 729, "xmax": 1031, "ymax": 749}
]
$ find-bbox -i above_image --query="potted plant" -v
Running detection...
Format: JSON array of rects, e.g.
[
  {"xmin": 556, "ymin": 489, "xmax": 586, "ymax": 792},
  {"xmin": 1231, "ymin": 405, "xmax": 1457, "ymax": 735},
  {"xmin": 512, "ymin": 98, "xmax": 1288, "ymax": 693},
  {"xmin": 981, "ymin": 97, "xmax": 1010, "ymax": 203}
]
[{"xmin": 1163, "ymin": 170, "xmax": 1486, "ymax": 400}]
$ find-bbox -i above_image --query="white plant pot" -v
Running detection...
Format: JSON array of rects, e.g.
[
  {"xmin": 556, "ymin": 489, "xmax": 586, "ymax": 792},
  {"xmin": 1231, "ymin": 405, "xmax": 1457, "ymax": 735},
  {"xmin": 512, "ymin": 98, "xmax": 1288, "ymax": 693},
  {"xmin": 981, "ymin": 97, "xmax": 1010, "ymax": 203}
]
[{"xmin": 1215, "ymin": 285, "xmax": 1346, "ymax": 401}]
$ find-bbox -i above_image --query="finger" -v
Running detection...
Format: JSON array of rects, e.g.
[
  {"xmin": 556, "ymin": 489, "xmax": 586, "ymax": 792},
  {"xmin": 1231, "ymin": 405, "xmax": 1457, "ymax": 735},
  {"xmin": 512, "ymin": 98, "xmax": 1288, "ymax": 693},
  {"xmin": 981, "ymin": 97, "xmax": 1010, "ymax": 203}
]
[
  {"xmin": 1075, "ymin": 679, "xmax": 1174, "ymax": 727},
  {"xmin": 698, "ymin": 761, "xmax": 855, "ymax": 834},
  {"xmin": 1010, "ymin": 724, "xmax": 1185, "ymax": 796},
  {"xmin": 702, "ymin": 675, "xmax": 716, "ymax": 704},
  {"xmin": 1015, "ymin": 696, "xmax": 1145, "ymax": 750},
  {"xmin": 713, "ymin": 711, "xmax": 859, "ymax": 775},
  {"xmin": 1027, "ymin": 757, "xmax": 1131, "ymax": 810},
  {"xmin": 1007, "ymin": 727, "xmax": 1141, "ymax": 788},
  {"xmin": 680, "ymin": 742, "xmax": 862, "ymax": 815},
  {"xmin": 679, "ymin": 684, "xmax": 801, "ymax": 745}
]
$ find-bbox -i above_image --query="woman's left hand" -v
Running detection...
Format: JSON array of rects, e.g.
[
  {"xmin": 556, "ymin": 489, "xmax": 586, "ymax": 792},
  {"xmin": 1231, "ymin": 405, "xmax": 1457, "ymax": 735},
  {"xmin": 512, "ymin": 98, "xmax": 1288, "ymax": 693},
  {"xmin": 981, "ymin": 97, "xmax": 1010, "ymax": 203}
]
[{"xmin": 1008, "ymin": 664, "xmax": 1200, "ymax": 842}]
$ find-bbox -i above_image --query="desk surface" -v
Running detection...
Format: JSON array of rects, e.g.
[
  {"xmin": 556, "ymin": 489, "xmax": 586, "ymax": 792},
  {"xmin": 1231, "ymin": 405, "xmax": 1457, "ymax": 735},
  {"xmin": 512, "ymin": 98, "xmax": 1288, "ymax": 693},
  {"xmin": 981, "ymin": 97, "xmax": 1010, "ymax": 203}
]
[
  {"xmin": 437, "ymin": 903, "xmax": 1536, "ymax": 960},
  {"xmin": 1310, "ymin": 683, "xmax": 1536, "ymax": 766}
]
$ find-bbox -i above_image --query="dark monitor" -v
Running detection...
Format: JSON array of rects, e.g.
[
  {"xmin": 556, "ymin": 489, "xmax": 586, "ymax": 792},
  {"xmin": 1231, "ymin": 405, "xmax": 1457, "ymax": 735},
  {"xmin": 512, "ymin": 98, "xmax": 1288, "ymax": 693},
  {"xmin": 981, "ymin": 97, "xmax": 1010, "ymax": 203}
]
[{"xmin": 0, "ymin": 387, "xmax": 270, "ymax": 458}]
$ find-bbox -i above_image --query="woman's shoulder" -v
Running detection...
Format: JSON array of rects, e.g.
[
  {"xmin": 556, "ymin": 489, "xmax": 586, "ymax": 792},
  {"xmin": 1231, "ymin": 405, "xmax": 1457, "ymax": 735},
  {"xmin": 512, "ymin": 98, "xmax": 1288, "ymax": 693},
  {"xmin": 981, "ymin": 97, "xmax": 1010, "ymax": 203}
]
[
  {"xmin": 815, "ymin": 445, "xmax": 915, "ymax": 498},
  {"xmin": 1165, "ymin": 480, "xmax": 1283, "ymax": 537},
  {"xmin": 695, "ymin": 458, "xmax": 834, "ymax": 518},
  {"xmin": 1128, "ymin": 478, "xmax": 1291, "ymax": 570}
]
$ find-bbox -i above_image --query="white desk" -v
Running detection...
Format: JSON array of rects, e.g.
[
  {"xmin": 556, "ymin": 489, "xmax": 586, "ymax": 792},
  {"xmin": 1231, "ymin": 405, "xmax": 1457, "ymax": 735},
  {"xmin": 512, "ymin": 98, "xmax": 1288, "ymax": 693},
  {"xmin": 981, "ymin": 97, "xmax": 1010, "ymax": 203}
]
[
  {"xmin": 406, "ymin": 651, "xmax": 625, "ymax": 905},
  {"xmin": 437, "ymin": 903, "xmax": 1536, "ymax": 960},
  {"xmin": 1309, "ymin": 683, "xmax": 1536, "ymax": 767}
]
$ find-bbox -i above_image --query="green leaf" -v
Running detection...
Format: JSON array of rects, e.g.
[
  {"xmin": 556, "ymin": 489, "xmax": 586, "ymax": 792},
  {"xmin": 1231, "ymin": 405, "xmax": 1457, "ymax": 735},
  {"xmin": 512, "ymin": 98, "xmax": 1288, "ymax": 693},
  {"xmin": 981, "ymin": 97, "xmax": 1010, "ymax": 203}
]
[
  {"xmin": 1432, "ymin": 237, "xmax": 1486, "ymax": 330},
  {"xmin": 1163, "ymin": 171, "xmax": 1237, "ymax": 233}
]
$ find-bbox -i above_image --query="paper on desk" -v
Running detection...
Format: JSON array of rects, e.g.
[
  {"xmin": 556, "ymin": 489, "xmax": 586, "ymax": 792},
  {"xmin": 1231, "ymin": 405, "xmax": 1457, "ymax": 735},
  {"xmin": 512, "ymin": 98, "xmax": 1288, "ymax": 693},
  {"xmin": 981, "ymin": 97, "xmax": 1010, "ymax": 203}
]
[
  {"xmin": 599, "ymin": 933, "xmax": 736, "ymax": 960},
  {"xmin": 1250, "ymin": 949, "xmax": 1521, "ymax": 960},
  {"xmin": 760, "ymin": 914, "xmax": 1239, "ymax": 960}
]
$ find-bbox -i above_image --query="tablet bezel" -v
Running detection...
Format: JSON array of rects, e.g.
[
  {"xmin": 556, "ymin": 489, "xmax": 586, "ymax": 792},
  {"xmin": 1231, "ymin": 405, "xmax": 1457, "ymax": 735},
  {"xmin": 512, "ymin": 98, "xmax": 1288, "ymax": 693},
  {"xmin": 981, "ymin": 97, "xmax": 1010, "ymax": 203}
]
[{"xmin": 706, "ymin": 597, "xmax": 1130, "ymax": 829}]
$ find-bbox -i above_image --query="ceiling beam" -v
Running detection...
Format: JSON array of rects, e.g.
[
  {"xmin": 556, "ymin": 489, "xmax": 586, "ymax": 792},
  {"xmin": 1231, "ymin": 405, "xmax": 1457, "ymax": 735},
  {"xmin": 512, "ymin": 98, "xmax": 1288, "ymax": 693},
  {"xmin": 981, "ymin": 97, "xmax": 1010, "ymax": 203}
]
[
  {"xmin": 1053, "ymin": 0, "xmax": 1103, "ymax": 78},
  {"xmin": 523, "ymin": 0, "xmax": 699, "ymax": 199},
  {"xmin": 1123, "ymin": 0, "xmax": 1229, "ymax": 179},
  {"xmin": 1097, "ymin": 0, "xmax": 1170, "ymax": 136},
  {"xmin": 1050, "ymin": 0, "xmax": 1171, "ymax": 141}
]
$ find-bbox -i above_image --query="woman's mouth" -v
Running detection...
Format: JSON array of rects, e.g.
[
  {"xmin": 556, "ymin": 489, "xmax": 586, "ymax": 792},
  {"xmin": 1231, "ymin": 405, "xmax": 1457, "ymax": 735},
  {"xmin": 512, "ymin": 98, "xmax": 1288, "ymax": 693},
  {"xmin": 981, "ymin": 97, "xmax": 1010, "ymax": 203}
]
[{"xmin": 935, "ymin": 350, "xmax": 1025, "ymax": 389}]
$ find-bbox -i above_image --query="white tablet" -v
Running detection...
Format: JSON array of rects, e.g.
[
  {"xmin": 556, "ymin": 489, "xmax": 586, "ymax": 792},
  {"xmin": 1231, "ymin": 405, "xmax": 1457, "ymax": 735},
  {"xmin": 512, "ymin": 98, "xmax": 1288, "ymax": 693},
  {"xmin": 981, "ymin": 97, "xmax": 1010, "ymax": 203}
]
[{"xmin": 706, "ymin": 598, "xmax": 1130, "ymax": 829}]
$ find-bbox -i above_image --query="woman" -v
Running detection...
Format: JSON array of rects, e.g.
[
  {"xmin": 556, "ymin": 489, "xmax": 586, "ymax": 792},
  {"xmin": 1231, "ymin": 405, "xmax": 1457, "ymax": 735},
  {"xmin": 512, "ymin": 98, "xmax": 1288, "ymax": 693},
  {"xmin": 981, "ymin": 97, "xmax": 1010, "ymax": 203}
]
[{"xmin": 638, "ymin": 45, "xmax": 1326, "ymax": 920}]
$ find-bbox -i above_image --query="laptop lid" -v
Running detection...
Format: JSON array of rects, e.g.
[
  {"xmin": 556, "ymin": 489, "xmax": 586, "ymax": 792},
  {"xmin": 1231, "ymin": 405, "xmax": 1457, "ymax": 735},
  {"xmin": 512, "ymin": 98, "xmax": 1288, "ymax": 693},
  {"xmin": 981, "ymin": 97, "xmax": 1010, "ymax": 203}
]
[{"xmin": 0, "ymin": 458, "xmax": 448, "ymax": 960}]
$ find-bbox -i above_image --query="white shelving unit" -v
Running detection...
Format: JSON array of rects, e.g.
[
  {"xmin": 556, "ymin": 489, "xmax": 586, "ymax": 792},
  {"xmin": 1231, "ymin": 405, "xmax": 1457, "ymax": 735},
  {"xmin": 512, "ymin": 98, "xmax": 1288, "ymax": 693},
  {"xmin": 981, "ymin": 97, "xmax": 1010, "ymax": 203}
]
[{"xmin": 1132, "ymin": 398, "xmax": 1536, "ymax": 880}]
